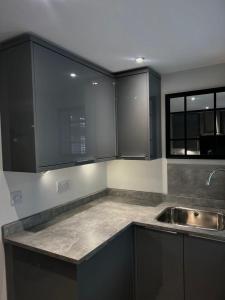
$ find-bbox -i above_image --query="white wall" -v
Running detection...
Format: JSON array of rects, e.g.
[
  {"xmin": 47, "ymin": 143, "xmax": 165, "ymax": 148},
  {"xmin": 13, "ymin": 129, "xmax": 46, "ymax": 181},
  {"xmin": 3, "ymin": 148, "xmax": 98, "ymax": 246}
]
[
  {"xmin": 0, "ymin": 120, "xmax": 107, "ymax": 300},
  {"xmin": 107, "ymin": 63, "xmax": 225, "ymax": 193},
  {"xmin": 107, "ymin": 159, "xmax": 167, "ymax": 193}
]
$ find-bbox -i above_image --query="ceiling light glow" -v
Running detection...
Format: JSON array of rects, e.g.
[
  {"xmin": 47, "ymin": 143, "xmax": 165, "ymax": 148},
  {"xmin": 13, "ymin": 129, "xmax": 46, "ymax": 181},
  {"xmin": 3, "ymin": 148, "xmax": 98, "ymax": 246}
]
[
  {"xmin": 191, "ymin": 97, "xmax": 196, "ymax": 101},
  {"xmin": 70, "ymin": 73, "xmax": 77, "ymax": 78},
  {"xmin": 135, "ymin": 57, "xmax": 145, "ymax": 63},
  {"xmin": 205, "ymin": 106, "xmax": 209, "ymax": 110},
  {"xmin": 92, "ymin": 81, "xmax": 99, "ymax": 86}
]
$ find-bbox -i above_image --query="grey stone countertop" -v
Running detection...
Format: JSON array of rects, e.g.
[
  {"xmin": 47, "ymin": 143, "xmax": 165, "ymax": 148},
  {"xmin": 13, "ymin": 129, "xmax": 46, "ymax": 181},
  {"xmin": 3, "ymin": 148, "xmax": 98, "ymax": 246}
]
[{"xmin": 4, "ymin": 195, "xmax": 225, "ymax": 264}]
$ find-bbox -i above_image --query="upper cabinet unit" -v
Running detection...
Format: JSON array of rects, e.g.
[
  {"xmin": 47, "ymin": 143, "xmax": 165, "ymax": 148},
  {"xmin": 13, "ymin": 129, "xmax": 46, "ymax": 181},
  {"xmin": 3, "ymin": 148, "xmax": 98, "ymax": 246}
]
[
  {"xmin": 116, "ymin": 68, "xmax": 161, "ymax": 160},
  {"xmin": 0, "ymin": 35, "xmax": 116, "ymax": 172}
]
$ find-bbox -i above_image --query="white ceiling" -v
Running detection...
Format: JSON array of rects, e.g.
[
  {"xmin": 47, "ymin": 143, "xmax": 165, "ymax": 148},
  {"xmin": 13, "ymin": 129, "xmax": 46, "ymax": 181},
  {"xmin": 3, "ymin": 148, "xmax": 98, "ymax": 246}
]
[{"xmin": 0, "ymin": 0, "xmax": 225, "ymax": 74}]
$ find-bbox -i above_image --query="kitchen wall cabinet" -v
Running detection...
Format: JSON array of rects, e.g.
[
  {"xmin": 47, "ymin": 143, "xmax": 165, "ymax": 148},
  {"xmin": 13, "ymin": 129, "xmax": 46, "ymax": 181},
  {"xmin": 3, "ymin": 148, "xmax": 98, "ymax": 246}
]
[
  {"xmin": 0, "ymin": 34, "xmax": 116, "ymax": 172},
  {"xmin": 135, "ymin": 227, "xmax": 184, "ymax": 300},
  {"xmin": 33, "ymin": 43, "xmax": 97, "ymax": 168},
  {"xmin": 94, "ymin": 74, "xmax": 116, "ymax": 160},
  {"xmin": 116, "ymin": 68, "xmax": 161, "ymax": 160},
  {"xmin": 184, "ymin": 235, "xmax": 225, "ymax": 300},
  {"xmin": 0, "ymin": 34, "xmax": 161, "ymax": 172}
]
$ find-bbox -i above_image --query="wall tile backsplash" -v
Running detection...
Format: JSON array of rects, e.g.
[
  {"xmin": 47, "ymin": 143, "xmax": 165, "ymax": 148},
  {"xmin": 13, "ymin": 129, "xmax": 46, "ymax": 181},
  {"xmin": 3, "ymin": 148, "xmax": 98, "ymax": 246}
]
[{"xmin": 168, "ymin": 164, "xmax": 225, "ymax": 201}]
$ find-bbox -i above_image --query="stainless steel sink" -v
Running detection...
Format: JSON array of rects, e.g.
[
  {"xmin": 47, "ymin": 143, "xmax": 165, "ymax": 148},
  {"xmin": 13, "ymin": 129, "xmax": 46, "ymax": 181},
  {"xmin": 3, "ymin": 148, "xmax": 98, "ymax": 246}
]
[{"xmin": 157, "ymin": 207, "xmax": 225, "ymax": 231}]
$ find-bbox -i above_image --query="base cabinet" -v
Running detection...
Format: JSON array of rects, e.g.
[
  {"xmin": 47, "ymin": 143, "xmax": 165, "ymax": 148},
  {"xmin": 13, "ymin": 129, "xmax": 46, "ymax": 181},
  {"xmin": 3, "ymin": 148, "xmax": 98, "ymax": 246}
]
[
  {"xmin": 5, "ymin": 227, "xmax": 134, "ymax": 300},
  {"xmin": 184, "ymin": 235, "xmax": 225, "ymax": 300},
  {"xmin": 135, "ymin": 227, "xmax": 184, "ymax": 300},
  {"xmin": 5, "ymin": 225, "xmax": 225, "ymax": 300},
  {"xmin": 77, "ymin": 227, "xmax": 134, "ymax": 300},
  {"xmin": 4, "ymin": 244, "xmax": 78, "ymax": 300}
]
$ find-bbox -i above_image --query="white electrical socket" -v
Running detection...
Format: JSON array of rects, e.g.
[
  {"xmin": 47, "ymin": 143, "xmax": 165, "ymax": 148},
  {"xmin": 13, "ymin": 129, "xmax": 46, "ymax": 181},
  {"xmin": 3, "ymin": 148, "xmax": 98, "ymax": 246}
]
[
  {"xmin": 56, "ymin": 180, "xmax": 70, "ymax": 194},
  {"xmin": 10, "ymin": 190, "xmax": 23, "ymax": 206}
]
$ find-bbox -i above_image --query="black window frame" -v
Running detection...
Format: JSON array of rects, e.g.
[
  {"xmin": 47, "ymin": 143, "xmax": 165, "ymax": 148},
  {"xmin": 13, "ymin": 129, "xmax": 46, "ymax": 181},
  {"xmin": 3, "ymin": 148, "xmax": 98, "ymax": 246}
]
[{"xmin": 166, "ymin": 86, "xmax": 225, "ymax": 159}]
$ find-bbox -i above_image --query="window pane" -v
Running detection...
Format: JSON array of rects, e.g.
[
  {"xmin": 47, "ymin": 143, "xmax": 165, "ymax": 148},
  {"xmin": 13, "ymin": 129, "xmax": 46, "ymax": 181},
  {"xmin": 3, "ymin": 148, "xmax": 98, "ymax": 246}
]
[
  {"xmin": 200, "ymin": 111, "xmax": 214, "ymax": 135},
  {"xmin": 187, "ymin": 94, "xmax": 214, "ymax": 111},
  {"xmin": 170, "ymin": 97, "xmax": 184, "ymax": 139},
  {"xmin": 170, "ymin": 97, "xmax": 184, "ymax": 112},
  {"xmin": 217, "ymin": 92, "xmax": 225, "ymax": 109},
  {"xmin": 186, "ymin": 112, "xmax": 200, "ymax": 138},
  {"xmin": 216, "ymin": 92, "xmax": 225, "ymax": 155},
  {"xmin": 199, "ymin": 136, "xmax": 214, "ymax": 155},
  {"xmin": 187, "ymin": 94, "xmax": 214, "ymax": 141},
  {"xmin": 215, "ymin": 110, "xmax": 225, "ymax": 155},
  {"xmin": 170, "ymin": 140, "xmax": 185, "ymax": 155},
  {"xmin": 187, "ymin": 140, "xmax": 200, "ymax": 155},
  {"xmin": 215, "ymin": 135, "xmax": 225, "ymax": 155}
]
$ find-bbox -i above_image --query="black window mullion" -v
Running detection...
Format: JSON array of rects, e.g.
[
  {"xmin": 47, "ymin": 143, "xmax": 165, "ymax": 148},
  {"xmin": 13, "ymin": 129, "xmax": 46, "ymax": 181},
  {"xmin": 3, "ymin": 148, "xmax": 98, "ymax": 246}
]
[
  {"xmin": 184, "ymin": 96, "xmax": 187, "ymax": 155},
  {"xmin": 167, "ymin": 96, "xmax": 171, "ymax": 156},
  {"xmin": 214, "ymin": 92, "xmax": 217, "ymax": 155}
]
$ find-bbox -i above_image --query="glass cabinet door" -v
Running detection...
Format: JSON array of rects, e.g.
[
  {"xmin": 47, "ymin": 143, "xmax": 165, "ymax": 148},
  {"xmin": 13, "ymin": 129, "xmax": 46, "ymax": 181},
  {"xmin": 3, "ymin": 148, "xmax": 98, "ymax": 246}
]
[{"xmin": 33, "ymin": 44, "xmax": 97, "ymax": 167}]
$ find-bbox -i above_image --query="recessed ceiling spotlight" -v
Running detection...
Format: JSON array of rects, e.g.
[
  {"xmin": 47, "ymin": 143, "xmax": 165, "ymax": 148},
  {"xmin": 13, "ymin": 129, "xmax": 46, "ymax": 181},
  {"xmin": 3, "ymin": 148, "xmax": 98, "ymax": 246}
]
[
  {"xmin": 191, "ymin": 97, "xmax": 196, "ymax": 101},
  {"xmin": 92, "ymin": 81, "xmax": 99, "ymax": 86},
  {"xmin": 135, "ymin": 57, "xmax": 145, "ymax": 64},
  {"xmin": 205, "ymin": 106, "xmax": 209, "ymax": 110},
  {"xmin": 70, "ymin": 73, "xmax": 77, "ymax": 78}
]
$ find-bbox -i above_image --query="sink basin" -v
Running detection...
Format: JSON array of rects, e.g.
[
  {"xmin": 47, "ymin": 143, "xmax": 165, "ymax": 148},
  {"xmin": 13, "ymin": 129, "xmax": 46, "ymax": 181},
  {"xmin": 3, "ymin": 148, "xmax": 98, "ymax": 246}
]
[{"xmin": 157, "ymin": 207, "xmax": 225, "ymax": 231}]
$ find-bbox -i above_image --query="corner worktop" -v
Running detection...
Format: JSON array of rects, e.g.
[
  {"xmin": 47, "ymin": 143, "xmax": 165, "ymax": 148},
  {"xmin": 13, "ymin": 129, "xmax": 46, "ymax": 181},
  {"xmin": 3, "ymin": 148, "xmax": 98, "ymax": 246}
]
[{"xmin": 3, "ymin": 194, "xmax": 225, "ymax": 264}]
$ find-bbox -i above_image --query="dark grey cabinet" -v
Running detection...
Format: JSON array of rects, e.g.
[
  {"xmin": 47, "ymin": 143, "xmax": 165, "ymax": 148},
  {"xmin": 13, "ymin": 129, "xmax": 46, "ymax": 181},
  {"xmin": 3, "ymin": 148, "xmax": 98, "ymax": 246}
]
[
  {"xmin": 0, "ymin": 42, "xmax": 36, "ymax": 172},
  {"xmin": 0, "ymin": 34, "xmax": 162, "ymax": 171},
  {"xmin": 0, "ymin": 35, "xmax": 116, "ymax": 172},
  {"xmin": 135, "ymin": 227, "xmax": 184, "ymax": 300},
  {"xmin": 184, "ymin": 235, "xmax": 225, "ymax": 300},
  {"xmin": 4, "ymin": 244, "xmax": 78, "ymax": 300},
  {"xmin": 33, "ymin": 43, "xmax": 97, "ymax": 167},
  {"xmin": 94, "ymin": 74, "xmax": 116, "ymax": 159},
  {"xmin": 5, "ymin": 223, "xmax": 225, "ymax": 300},
  {"xmin": 116, "ymin": 69, "xmax": 161, "ymax": 160},
  {"xmin": 5, "ymin": 227, "xmax": 134, "ymax": 300},
  {"xmin": 77, "ymin": 226, "xmax": 134, "ymax": 300}
]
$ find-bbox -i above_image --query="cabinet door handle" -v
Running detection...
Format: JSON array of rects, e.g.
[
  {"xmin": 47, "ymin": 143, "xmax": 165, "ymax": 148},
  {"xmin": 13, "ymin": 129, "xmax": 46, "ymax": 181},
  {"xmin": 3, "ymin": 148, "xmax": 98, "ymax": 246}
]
[
  {"xmin": 157, "ymin": 229, "xmax": 178, "ymax": 235},
  {"xmin": 75, "ymin": 159, "xmax": 95, "ymax": 166},
  {"xmin": 187, "ymin": 233, "xmax": 224, "ymax": 243},
  {"xmin": 144, "ymin": 226, "xmax": 178, "ymax": 235},
  {"xmin": 119, "ymin": 155, "xmax": 147, "ymax": 160}
]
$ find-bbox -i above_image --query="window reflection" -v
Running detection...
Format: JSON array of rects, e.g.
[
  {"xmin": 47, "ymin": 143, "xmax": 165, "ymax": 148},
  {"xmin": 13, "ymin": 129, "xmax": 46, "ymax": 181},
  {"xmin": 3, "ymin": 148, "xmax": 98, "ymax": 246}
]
[
  {"xmin": 186, "ymin": 94, "xmax": 214, "ymax": 142},
  {"xmin": 186, "ymin": 94, "xmax": 214, "ymax": 111},
  {"xmin": 60, "ymin": 107, "xmax": 87, "ymax": 158},
  {"xmin": 216, "ymin": 92, "xmax": 225, "ymax": 155},
  {"xmin": 170, "ymin": 97, "xmax": 185, "ymax": 155},
  {"xmin": 170, "ymin": 140, "xmax": 185, "ymax": 155}
]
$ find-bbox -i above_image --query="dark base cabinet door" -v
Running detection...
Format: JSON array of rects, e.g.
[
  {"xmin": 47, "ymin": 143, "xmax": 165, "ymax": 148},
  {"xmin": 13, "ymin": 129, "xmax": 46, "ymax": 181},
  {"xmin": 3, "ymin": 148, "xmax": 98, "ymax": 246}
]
[
  {"xmin": 135, "ymin": 227, "xmax": 184, "ymax": 300},
  {"xmin": 77, "ymin": 227, "xmax": 134, "ymax": 300},
  {"xmin": 5, "ymin": 244, "xmax": 78, "ymax": 300},
  {"xmin": 184, "ymin": 235, "xmax": 225, "ymax": 300}
]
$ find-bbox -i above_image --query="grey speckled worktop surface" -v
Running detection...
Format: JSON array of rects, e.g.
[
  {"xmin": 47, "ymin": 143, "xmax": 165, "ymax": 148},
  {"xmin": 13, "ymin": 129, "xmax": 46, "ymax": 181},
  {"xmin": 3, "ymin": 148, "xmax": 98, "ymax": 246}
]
[{"xmin": 4, "ymin": 194, "xmax": 225, "ymax": 264}]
